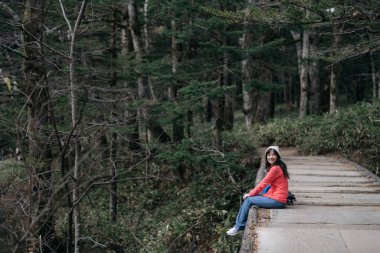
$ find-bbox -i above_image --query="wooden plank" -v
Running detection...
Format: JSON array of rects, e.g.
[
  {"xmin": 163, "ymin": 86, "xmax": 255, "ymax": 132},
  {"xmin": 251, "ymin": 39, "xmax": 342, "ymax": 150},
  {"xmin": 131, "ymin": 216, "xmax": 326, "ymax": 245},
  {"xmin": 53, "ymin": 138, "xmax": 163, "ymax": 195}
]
[
  {"xmin": 270, "ymin": 209, "xmax": 380, "ymax": 225},
  {"xmin": 289, "ymin": 168, "xmax": 363, "ymax": 176},
  {"xmin": 290, "ymin": 175, "xmax": 371, "ymax": 183},
  {"xmin": 290, "ymin": 185, "xmax": 380, "ymax": 194},
  {"xmin": 295, "ymin": 197, "xmax": 380, "ymax": 206},
  {"xmin": 295, "ymin": 192, "xmax": 380, "ymax": 199}
]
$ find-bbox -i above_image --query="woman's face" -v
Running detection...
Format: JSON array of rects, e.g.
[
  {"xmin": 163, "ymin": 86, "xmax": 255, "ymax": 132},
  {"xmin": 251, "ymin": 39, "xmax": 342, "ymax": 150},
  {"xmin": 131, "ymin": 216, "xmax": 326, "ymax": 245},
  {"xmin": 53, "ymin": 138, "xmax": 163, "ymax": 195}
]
[{"xmin": 266, "ymin": 149, "xmax": 278, "ymax": 165}]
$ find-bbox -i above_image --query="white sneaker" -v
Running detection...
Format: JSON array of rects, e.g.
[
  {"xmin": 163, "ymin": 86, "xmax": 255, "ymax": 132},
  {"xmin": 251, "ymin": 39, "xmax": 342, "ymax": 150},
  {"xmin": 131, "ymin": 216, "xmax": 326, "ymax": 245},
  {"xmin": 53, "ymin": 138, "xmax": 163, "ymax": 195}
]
[{"xmin": 226, "ymin": 227, "xmax": 242, "ymax": 236}]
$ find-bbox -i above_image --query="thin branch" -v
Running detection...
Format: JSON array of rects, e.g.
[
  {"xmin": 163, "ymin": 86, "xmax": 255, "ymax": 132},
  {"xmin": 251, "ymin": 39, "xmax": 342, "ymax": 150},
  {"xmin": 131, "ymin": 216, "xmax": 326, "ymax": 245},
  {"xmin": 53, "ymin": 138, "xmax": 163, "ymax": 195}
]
[
  {"xmin": 0, "ymin": 44, "xmax": 27, "ymax": 58},
  {"xmin": 58, "ymin": 0, "xmax": 73, "ymax": 33}
]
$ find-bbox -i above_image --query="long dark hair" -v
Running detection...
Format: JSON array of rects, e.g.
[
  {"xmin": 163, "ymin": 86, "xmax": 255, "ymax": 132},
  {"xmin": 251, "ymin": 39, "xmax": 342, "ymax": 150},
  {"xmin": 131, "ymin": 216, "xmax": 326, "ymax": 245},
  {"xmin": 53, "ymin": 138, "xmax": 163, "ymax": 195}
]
[{"xmin": 265, "ymin": 149, "xmax": 290, "ymax": 179}]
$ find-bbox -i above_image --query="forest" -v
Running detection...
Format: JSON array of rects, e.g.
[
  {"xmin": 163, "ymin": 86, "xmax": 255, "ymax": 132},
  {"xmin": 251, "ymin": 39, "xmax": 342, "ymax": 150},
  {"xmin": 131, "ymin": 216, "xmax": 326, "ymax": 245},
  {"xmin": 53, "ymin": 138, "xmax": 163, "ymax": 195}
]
[{"xmin": 0, "ymin": 0, "xmax": 379, "ymax": 252}]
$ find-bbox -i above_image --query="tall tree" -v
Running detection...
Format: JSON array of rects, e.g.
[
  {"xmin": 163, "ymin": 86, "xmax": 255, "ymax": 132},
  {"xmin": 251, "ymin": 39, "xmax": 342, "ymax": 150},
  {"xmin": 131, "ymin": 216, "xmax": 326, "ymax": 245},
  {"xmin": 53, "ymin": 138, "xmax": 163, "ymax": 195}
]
[
  {"xmin": 59, "ymin": 0, "xmax": 88, "ymax": 252},
  {"xmin": 20, "ymin": 0, "xmax": 56, "ymax": 251}
]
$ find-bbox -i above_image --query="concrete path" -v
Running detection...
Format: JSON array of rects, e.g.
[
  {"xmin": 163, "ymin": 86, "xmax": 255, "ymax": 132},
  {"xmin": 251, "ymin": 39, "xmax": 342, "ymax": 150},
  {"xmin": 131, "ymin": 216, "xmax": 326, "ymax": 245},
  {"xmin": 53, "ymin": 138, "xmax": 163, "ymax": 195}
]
[{"xmin": 255, "ymin": 155, "xmax": 380, "ymax": 253}]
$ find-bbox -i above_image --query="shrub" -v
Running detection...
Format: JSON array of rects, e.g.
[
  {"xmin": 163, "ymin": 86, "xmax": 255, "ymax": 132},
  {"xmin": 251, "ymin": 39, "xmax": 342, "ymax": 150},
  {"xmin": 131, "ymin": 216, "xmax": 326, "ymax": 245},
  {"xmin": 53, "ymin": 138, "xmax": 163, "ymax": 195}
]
[{"xmin": 251, "ymin": 101, "xmax": 380, "ymax": 174}]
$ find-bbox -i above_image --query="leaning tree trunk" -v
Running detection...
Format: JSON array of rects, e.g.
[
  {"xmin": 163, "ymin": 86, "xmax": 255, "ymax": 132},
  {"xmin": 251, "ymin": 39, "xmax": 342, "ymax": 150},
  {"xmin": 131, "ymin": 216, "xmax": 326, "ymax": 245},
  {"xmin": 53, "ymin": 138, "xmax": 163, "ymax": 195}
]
[
  {"xmin": 120, "ymin": 5, "xmax": 140, "ymax": 150},
  {"xmin": 22, "ymin": 0, "xmax": 54, "ymax": 251}
]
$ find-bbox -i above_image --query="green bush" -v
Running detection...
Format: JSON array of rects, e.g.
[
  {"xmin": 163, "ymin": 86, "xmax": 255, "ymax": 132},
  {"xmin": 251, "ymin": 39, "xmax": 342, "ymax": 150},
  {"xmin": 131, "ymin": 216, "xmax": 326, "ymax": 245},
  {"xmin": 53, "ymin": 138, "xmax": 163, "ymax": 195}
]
[{"xmin": 251, "ymin": 101, "xmax": 380, "ymax": 174}]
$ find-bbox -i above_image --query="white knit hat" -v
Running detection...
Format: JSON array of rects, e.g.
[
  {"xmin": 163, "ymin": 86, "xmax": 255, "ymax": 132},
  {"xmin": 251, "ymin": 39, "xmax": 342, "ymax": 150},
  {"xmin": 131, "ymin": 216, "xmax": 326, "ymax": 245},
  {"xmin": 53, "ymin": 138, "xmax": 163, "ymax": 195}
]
[{"xmin": 265, "ymin": 145, "xmax": 281, "ymax": 158}]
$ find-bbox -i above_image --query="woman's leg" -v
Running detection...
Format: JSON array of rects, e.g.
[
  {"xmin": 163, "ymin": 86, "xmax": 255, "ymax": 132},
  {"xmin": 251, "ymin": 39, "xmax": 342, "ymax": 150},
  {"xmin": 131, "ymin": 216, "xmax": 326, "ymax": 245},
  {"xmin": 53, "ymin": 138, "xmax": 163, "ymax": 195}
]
[{"xmin": 235, "ymin": 196, "xmax": 284, "ymax": 229}]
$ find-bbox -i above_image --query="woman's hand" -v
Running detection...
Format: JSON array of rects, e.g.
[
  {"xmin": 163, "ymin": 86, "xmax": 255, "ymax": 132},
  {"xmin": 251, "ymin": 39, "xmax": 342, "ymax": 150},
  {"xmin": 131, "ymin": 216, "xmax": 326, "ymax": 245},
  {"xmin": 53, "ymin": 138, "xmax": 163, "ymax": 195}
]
[{"xmin": 243, "ymin": 193, "xmax": 250, "ymax": 200}]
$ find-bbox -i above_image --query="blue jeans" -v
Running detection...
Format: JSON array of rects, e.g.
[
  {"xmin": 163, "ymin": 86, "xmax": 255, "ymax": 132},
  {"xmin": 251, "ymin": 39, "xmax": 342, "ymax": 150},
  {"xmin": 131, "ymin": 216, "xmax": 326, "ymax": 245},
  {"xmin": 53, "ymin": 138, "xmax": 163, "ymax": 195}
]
[{"xmin": 234, "ymin": 196, "xmax": 285, "ymax": 230}]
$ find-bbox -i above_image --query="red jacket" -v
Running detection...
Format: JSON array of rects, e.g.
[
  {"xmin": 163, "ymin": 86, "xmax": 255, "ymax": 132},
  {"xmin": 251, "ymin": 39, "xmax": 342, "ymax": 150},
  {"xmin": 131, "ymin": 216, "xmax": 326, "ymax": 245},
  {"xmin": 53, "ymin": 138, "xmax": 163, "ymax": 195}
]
[{"xmin": 248, "ymin": 165, "xmax": 288, "ymax": 203}]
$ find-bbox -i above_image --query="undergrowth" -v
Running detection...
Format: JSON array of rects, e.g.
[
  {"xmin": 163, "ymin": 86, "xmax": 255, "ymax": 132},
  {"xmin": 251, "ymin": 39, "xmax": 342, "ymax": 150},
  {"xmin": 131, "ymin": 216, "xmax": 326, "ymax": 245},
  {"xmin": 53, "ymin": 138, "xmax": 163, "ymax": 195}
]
[{"xmin": 54, "ymin": 131, "xmax": 260, "ymax": 253}]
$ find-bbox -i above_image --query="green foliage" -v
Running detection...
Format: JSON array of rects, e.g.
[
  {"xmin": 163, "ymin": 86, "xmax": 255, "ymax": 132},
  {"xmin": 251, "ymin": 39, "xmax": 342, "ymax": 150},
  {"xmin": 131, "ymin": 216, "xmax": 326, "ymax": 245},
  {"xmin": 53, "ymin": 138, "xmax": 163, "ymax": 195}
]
[
  {"xmin": 52, "ymin": 131, "xmax": 259, "ymax": 252},
  {"xmin": 252, "ymin": 101, "xmax": 380, "ymax": 173}
]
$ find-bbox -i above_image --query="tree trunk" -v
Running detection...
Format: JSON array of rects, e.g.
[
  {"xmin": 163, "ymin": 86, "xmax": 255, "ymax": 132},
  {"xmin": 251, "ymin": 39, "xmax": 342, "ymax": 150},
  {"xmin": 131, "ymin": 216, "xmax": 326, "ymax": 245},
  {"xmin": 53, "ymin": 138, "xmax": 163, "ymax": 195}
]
[
  {"xmin": 254, "ymin": 65, "xmax": 272, "ymax": 123},
  {"xmin": 120, "ymin": 4, "xmax": 140, "ymax": 150},
  {"xmin": 22, "ymin": 0, "xmax": 54, "ymax": 250},
  {"xmin": 214, "ymin": 34, "xmax": 232, "ymax": 147},
  {"xmin": 214, "ymin": 65, "xmax": 225, "ymax": 148},
  {"xmin": 369, "ymin": 49, "xmax": 378, "ymax": 99},
  {"xmin": 109, "ymin": 9, "xmax": 118, "ymax": 222},
  {"xmin": 241, "ymin": 1, "xmax": 254, "ymax": 128},
  {"xmin": 223, "ymin": 38, "xmax": 234, "ymax": 131},
  {"xmin": 170, "ymin": 19, "xmax": 184, "ymax": 142},
  {"xmin": 329, "ymin": 63, "xmax": 339, "ymax": 114},
  {"xmin": 299, "ymin": 29, "xmax": 309, "ymax": 118},
  {"xmin": 121, "ymin": 4, "xmax": 133, "ymax": 59},
  {"xmin": 109, "ymin": 132, "xmax": 118, "ymax": 222},
  {"xmin": 286, "ymin": 73, "xmax": 294, "ymax": 112},
  {"xmin": 329, "ymin": 23, "xmax": 343, "ymax": 114},
  {"xmin": 62, "ymin": 1, "xmax": 88, "ymax": 252},
  {"xmin": 308, "ymin": 38, "xmax": 320, "ymax": 115},
  {"xmin": 128, "ymin": 0, "xmax": 147, "ymax": 99},
  {"xmin": 143, "ymin": 0, "xmax": 150, "ymax": 52}
]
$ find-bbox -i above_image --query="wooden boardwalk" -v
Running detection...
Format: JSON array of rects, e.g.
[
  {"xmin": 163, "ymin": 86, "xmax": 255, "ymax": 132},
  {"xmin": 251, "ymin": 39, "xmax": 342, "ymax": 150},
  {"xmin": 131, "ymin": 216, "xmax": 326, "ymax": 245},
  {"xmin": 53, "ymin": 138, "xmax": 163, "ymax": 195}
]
[{"xmin": 253, "ymin": 155, "xmax": 380, "ymax": 253}]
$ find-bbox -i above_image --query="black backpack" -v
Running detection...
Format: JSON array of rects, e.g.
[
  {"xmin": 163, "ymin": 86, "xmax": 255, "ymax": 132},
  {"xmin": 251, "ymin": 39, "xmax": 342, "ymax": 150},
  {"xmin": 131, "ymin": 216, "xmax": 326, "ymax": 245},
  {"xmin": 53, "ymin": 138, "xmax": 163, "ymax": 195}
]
[{"xmin": 287, "ymin": 191, "xmax": 296, "ymax": 205}]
